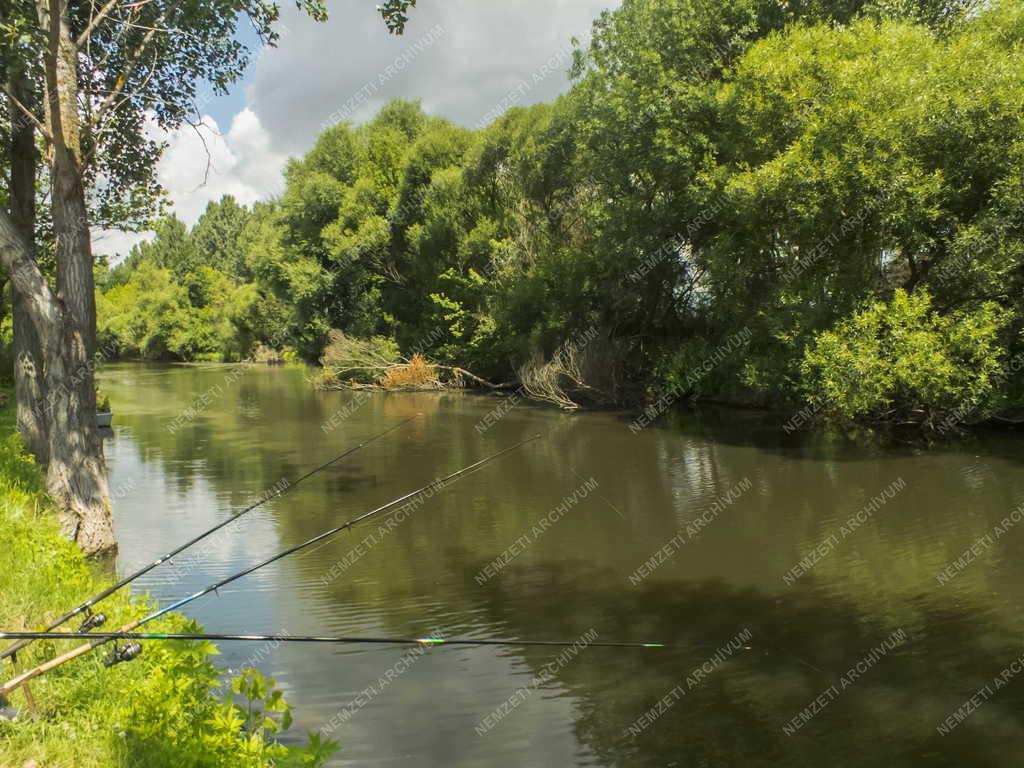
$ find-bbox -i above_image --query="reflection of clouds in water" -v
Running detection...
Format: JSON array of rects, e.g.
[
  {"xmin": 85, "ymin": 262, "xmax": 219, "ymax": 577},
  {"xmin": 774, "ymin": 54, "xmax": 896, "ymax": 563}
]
[
  {"xmin": 107, "ymin": 430, "xmax": 282, "ymax": 599},
  {"xmin": 656, "ymin": 434, "xmax": 744, "ymax": 529},
  {"xmin": 247, "ymin": 539, "xmax": 590, "ymax": 766},
  {"xmin": 236, "ymin": 394, "xmax": 263, "ymax": 420},
  {"xmin": 960, "ymin": 462, "xmax": 997, "ymax": 492}
]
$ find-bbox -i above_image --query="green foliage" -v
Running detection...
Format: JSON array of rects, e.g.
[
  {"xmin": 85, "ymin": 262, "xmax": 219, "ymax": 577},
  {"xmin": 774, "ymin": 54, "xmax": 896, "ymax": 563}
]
[
  {"xmin": 97, "ymin": 200, "xmax": 296, "ymax": 361},
  {"xmin": 696, "ymin": 2, "xmax": 1024, "ymax": 402},
  {"xmin": 95, "ymin": 386, "xmax": 111, "ymax": 412},
  {"xmin": 191, "ymin": 196, "xmax": 253, "ymax": 279},
  {"xmin": 378, "ymin": 0, "xmax": 419, "ymax": 34},
  {"xmin": 0, "ymin": 403, "xmax": 337, "ymax": 767},
  {"xmin": 95, "ymin": 0, "xmax": 1024, "ymax": 426},
  {"xmin": 801, "ymin": 290, "xmax": 1008, "ymax": 424}
]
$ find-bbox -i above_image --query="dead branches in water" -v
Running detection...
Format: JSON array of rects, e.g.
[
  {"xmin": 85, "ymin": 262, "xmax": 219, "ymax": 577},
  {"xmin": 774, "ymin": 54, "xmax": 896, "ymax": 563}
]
[
  {"xmin": 380, "ymin": 353, "xmax": 443, "ymax": 389},
  {"xmin": 517, "ymin": 335, "xmax": 614, "ymax": 411},
  {"xmin": 315, "ymin": 331, "xmax": 514, "ymax": 392},
  {"xmin": 316, "ymin": 332, "xmax": 400, "ymax": 386},
  {"xmin": 314, "ymin": 329, "xmax": 613, "ymax": 406}
]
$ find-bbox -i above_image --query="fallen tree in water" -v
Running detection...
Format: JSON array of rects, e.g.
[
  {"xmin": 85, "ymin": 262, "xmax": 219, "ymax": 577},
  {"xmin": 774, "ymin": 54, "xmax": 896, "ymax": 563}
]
[
  {"xmin": 314, "ymin": 332, "xmax": 517, "ymax": 392},
  {"xmin": 517, "ymin": 339, "xmax": 616, "ymax": 412},
  {"xmin": 314, "ymin": 330, "xmax": 621, "ymax": 412}
]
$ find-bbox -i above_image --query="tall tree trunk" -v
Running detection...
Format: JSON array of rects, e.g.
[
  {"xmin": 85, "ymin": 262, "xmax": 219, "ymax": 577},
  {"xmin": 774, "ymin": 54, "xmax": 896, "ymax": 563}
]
[
  {"xmin": 42, "ymin": 311, "xmax": 114, "ymax": 555},
  {"xmin": 13, "ymin": 293, "xmax": 49, "ymax": 464},
  {"xmin": 7, "ymin": 64, "xmax": 50, "ymax": 464},
  {"xmin": 35, "ymin": 0, "xmax": 115, "ymax": 555},
  {"xmin": 1, "ymin": 207, "xmax": 115, "ymax": 555},
  {"xmin": 45, "ymin": 0, "xmax": 96, "ymax": 359}
]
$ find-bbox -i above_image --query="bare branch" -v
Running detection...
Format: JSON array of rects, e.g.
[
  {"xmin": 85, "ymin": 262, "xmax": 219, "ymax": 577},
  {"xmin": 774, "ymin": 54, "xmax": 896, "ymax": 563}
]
[
  {"xmin": 76, "ymin": 0, "xmax": 119, "ymax": 48},
  {"xmin": 182, "ymin": 116, "xmax": 215, "ymax": 189},
  {"xmin": 3, "ymin": 84, "xmax": 51, "ymax": 139}
]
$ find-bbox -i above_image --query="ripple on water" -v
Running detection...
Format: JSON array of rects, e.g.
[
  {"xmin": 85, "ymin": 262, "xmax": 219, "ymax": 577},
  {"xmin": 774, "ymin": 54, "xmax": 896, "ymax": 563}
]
[{"xmin": 100, "ymin": 363, "xmax": 1024, "ymax": 768}]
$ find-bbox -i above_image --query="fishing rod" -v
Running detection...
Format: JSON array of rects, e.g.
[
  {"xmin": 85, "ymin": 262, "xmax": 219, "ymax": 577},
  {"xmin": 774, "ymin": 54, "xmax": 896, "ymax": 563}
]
[
  {"xmin": 0, "ymin": 415, "xmax": 419, "ymax": 665},
  {"xmin": 0, "ymin": 435, "xmax": 541, "ymax": 696},
  {"xmin": 0, "ymin": 631, "xmax": 666, "ymax": 650}
]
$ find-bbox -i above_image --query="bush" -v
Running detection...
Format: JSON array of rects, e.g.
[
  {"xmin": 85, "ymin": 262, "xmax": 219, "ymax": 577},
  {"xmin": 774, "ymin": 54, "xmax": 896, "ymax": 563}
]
[{"xmin": 800, "ymin": 290, "xmax": 1009, "ymax": 426}]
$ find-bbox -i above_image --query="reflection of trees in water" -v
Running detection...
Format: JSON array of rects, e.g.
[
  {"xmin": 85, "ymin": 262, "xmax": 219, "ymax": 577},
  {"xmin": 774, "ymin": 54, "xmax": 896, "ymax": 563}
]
[
  {"xmin": 101, "ymin": 365, "xmax": 397, "ymax": 506},
  {"xmin": 101, "ymin": 365, "xmax": 1024, "ymax": 767},
  {"xmin": 455, "ymin": 561, "xmax": 1024, "ymax": 768},
  {"xmin": 308, "ymin": 517, "xmax": 1024, "ymax": 768},
  {"xmin": 301, "ymin": 515, "xmax": 1024, "ymax": 768}
]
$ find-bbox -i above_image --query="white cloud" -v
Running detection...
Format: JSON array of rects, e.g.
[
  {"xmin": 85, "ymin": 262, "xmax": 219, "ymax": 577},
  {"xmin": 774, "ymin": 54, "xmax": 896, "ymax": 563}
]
[
  {"xmin": 157, "ymin": 109, "xmax": 285, "ymax": 223},
  {"xmin": 93, "ymin": 108, "xmax": 286, "ymax": 259},
  {"xmin": 94, "ymin": 1, "xmax": 619, "ymax": 260},
  {"xmin": 251, "ymin": 0, "xmax": 616, "ymax": 152},
  {"xmin": 91, "ymin": 227, "xmax": 150, "ymax": 260}
]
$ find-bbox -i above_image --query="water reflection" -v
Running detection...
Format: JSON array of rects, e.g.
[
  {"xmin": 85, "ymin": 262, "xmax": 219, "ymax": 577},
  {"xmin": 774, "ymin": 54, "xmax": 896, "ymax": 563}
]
[{"xmin": 98, "ymin": 363, "xmax": 1024, "ymax": 767}]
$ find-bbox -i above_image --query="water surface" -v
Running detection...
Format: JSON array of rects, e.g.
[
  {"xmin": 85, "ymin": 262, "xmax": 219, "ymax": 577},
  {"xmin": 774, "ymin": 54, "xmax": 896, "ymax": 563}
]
[{"xmin": 98, "ymin": 363, "xmax": 1024, "ymax": 767}]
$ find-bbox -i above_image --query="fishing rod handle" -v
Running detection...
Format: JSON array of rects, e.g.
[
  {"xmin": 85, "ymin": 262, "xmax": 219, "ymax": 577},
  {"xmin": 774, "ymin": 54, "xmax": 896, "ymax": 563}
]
[
  {"xmin": 0, "ymin": 619, "xmax": 140, "ymax": 698},
  {"xmin": 0, "ymin": 640, "xmax": 99, "ymax": 697}
]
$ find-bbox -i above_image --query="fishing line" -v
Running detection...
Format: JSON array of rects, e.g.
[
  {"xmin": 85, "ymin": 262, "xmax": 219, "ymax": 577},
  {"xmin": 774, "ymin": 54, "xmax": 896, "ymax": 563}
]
[
  {"xmin": 0, "ymin": 631, "xmax": 666, "ymax": 649},
  {"xmin": 0, "ymin": 435, "xmax": 541, "ymax": 695},
  {"xmin": 0, "ymin": 415, "xmax": 419, "ymax": 664}
]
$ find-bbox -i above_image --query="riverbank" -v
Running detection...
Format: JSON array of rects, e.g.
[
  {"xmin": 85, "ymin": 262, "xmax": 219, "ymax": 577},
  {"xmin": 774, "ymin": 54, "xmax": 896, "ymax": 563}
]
[{"xmin": 0, "ymin": 393, "xmax": 334, "ymax": 767}]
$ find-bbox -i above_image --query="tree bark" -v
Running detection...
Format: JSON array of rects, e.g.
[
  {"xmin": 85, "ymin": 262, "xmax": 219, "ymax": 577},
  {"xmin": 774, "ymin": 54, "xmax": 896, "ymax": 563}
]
[
  {"xmin": 13, "ymin": 294, "xmax": 49, "ymax": 463},
  {"xmin": 30, "ymin": 0, "xmax": 116, "ymax": 555},
  {"xmin": 45, "ymin": 0, "xmax": 97, "ymax": 359},
  {"xmin": 0, "ymin": 207, "xmax": 115, "ymax": 555},
  {"xmin": 0, "ymin": 212, "xmax": 59, "ymax": 356},
  {"xmin": 7, "ymin": 64, "xmax": 50, "ymax": 464}
]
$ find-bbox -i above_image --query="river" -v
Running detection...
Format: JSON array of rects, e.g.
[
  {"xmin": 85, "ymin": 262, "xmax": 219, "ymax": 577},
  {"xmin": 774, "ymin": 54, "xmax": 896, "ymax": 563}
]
[{"xmin": 96, "ymin": 362, "xmax": 1024, "ymax": 767}]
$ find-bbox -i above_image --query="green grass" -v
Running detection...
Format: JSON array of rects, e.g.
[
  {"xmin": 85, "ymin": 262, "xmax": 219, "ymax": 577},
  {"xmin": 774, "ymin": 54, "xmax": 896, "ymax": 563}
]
[{"xmin": 0, "ymin": 390, "xmax": 335, "ymax": 767}]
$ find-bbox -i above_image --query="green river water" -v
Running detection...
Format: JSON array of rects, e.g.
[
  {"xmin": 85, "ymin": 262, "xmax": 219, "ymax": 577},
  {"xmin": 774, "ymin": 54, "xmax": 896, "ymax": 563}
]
[{"xmin": 96, "ymin": 362, "xmax": 1024, "ymax": 767}]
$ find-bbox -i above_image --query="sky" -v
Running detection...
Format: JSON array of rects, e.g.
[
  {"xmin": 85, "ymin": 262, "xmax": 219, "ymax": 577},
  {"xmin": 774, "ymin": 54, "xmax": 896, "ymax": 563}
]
[{"xmin": 92, "ymin": 0, "xmax": 618, "ymax": 259}]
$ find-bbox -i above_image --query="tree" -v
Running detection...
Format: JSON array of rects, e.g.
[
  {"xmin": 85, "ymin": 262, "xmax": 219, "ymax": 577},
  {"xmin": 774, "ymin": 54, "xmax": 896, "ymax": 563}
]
[
  {"xmin": 91, "ymin": 0, "xmax": 1024, "ymax": 427},
  {"xmin": 1, "ymin": 0, "xmax": 416, "ymax": 554},
  {"xmin": 700, "ymin": 3, "xmax": 1024, "ymax": 400},
  {"xmin": 3, "ymin": 52, "xmax": 49, "ymax": 464},
  {"xmin": 191, "ymin": 196, "xmax": 252, "ymax": 280}
]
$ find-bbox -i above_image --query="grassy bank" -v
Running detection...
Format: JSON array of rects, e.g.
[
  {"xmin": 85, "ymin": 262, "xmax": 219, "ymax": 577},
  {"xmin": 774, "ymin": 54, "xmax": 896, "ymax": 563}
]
[{"xmin": 0, "ymin": 393, "xmax": 335, "ymax": 767}]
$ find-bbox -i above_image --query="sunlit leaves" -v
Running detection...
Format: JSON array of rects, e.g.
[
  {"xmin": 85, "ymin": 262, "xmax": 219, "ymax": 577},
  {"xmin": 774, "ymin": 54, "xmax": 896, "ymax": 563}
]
[{"xmin": 801, "ymin": 289, "xmax": 1008, "ymax": 422}]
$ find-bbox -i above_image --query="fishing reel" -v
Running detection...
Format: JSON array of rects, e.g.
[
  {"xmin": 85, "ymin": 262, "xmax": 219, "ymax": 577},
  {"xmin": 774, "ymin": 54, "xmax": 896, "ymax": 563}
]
[
  {"xmin": 78, "ymin": 608, "xmax": 107, "ymax": 633},
  {"xmin": 104, "ymin": 641, "xmax": 143, "ymax": 668}
]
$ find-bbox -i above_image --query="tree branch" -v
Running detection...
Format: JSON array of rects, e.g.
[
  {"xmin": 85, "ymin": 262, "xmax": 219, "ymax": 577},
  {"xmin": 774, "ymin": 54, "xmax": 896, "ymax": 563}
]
[
  {"xmin": 76, "ymin": 0, "xmax": 119, "ymax": 48},
  {"xmin": 92, "ymin": 0, "xmax": 181, "ymax": 127},
  {"xmin": 3, "ymin": 84, "xmax": 51, "ymax": 139}
]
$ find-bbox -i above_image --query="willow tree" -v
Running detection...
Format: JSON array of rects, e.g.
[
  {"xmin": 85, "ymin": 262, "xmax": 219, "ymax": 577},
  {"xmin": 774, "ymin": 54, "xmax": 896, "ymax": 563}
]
[{"xmin": 0, "ymin": 0, "xmax": 418, "ymax": 554}]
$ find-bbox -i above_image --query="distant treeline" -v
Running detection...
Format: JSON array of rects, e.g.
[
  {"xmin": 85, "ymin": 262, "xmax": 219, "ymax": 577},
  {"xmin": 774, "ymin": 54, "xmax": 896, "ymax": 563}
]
[{"xmin": 98, "ymin": 0, "xmax": 1024, "ymax": 427}]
